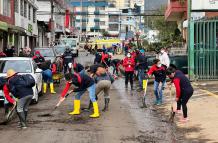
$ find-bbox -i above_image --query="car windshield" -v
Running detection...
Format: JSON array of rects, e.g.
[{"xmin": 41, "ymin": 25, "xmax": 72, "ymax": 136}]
[
  {"xmin": 35, "ymin": 49, "xmax": 55, "ymax": 57},
  {"xmin": 0, "ymin": 60, "xmax": 32, "ymax": 73},
  {"xmin": 54, "ymin": 47, "xmax": 66, "ymax": 55}
]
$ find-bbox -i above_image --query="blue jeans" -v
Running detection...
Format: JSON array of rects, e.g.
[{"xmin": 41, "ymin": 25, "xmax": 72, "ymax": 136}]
[
  {"xmin": 75, "ymin": 84, "xmax": 96, "ymax": 102},
  {"xmin": 42, "ymin": 69, "xmax": 53, "ymax": 83},
  {"xmin": 154, "ymin": 80, "xmax": 166, "ymax": 103},
  {"xmin": 138, "ymin": 69, "xmax": 146, "ymax": 89}
]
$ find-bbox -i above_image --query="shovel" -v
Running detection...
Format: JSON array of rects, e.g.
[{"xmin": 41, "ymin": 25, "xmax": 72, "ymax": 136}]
[
  {"xmin": 141, "ymin": 79, "xmax": 148, "ymax": 108},
  {"xmin": 38, "ymin": 91, "xmax": 72, "ymax": 117},
  {"xmin": 0, "ymin": 104, "xmax": 16, "ymax": 125},
  {"xmin": 168, "ymin": 85, "xmax": 176, "ymax": 123}
]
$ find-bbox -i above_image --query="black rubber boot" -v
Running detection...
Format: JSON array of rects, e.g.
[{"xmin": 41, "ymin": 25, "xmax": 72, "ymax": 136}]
[
  {"xmin": 24, "ymin": 111, "xmax": 28, "ymax": 121},
  {"xmin": 102, "ymin": 98, "xmax": 110, "ymax": 112},
  {"xmin": 4, "ymin": 104, "xmax": 10, "ymax": 116},
  {"xmin": 17, "ymin": 112, "xmax": 27, "ymax": 129}
]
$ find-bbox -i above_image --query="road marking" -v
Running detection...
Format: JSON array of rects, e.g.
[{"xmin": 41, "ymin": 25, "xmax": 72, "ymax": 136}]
[{"xmin": 200, "ymin": 89, "xmax": 218, "ymax": 99}]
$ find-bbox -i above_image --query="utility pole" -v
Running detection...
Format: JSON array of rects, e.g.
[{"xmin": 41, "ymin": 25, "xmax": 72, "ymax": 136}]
[
  {"xmin": 80, "ymin": 0, "xmax": 83, "ymax": 42},
  {"xmin": 50, "ymin": 0, "xmax": 55, "ymax": 46}
]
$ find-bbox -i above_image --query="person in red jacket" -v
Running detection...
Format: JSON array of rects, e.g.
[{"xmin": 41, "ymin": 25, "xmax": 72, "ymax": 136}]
[
  {"xmin": 147, "ymin": 59, "xmax": 166, "ymax": 105},
  {"xmin": 167, "ymin": 66, "xmax": 193, "ymax": 123},
  {"xmin": 123, "ymin": 52, "xmax": 135, "ymax": 90}
]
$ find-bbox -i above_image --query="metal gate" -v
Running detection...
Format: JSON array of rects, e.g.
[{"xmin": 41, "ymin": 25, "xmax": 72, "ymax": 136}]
[{"xmin": 190, "ymin": 19, "xmax": 218, "ymax": 80}]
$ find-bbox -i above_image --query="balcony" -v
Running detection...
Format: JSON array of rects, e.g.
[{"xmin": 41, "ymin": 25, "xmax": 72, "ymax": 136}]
[
  {"xmin": 94, "ymin": 11, "xmax": 100, "ymax": 15},
  {"xmin": 94, "ymin": 18, "xmax": 100, "ymax": 22},
  {"xmin": 75, "ymin": 19, "xmax": 88, "ymax": 22},
  {"xmin": 165, "ymin": 0, "xmax": 187, "ymax": 21}
]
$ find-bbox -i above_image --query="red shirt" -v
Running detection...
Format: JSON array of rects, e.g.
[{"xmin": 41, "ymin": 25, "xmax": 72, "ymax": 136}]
[
  {"xmin": 173, "ymin": 78, "xmax": 181, "ymax": 99},
  {"xmin": 123, "ymin": 57, "xmax": 135, "ymax": 72},
  {"xmin": 61, "ymin": 82, "xmax": 71, "ymax": 98},
  {"xmin": 3, "ymin": 84, "xmax": 15, "ymax": 104},
  {"xmin": 101, "ymin": 53, "xmax": 109, "ymax": 63}
]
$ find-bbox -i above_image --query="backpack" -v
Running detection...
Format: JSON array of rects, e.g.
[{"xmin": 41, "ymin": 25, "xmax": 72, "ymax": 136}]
[
  {"xmin": 0, "ymin": 77, "xmax": 7, "ymax": 90},
  {"xmin": 21, "ymin": 74, "xmax": 36, "ymax": 88}
]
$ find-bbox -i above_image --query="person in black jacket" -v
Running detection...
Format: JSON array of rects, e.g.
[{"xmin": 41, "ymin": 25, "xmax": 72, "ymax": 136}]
[
  {"xmin": 135, "ymin": 49, "xmax": 148, "ymax": 91},
  {"xmin": 62, "ymin": 47, "xmax": 74, "ymax": 73},
  {"xmin": 7, "ymin": 69, "xmax": 33, "ymax": 129},
  {"xmin": 167, "ymin": 66, "xmax": 193, "ymax": 123},
  {"xmin": 59, "ymin": 72, "xmax": 100, "ymax": 118}
]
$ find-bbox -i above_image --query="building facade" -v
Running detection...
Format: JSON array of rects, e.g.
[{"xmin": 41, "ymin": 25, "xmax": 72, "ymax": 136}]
[
  {"xmin": 14, "ymin": 0, "xmax": 38, "ymax": 50},
  {"xmin": 70, "ymin": 1, "xmax": 109, "ymax": 38},
  {"xmin": 0, "ymin": 0, "xmax": 15, "ymax": 52},
  {"xmin": 37, "ymin": 0, "xmax": 66, "ymax": 46}
]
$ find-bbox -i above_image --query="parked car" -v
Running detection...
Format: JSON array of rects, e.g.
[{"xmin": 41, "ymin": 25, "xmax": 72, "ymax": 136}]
[
  {"xmin": 34, "ymin": 47, "xmax": 63, "ymax": 72},
  {"xmin": 0, "ymin": 57, "xmax": 43, "ymax": 104},
  {"xmin": 146, "ymin": 54, "xmax": 188, "ymax": 74},
  {"xmin": 54, "ymin": 45, "xmax": 67, "ymax": 56}
]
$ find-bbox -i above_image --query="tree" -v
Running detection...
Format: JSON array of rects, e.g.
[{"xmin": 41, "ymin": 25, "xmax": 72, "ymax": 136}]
[{"xmin": 144, "ymin": 6, "xmax": 182, "ymax": 48}]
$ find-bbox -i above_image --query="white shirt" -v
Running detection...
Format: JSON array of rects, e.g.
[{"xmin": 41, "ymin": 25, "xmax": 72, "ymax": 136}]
[{"xmin": 159, "ymin": 52, "xmax": 170, "ymax": 68}]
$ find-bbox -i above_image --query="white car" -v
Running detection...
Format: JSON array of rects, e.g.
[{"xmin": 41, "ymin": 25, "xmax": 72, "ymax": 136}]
[{"xmin": 0, "ymin": 57, "xmax": 43, "ymax": 104}]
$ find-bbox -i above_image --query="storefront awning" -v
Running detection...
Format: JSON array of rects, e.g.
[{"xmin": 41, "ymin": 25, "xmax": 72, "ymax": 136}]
[
  {"xmin": 0, "ymin": 21, "xmax": 8, "ymax": 31},
  {"xmin": 8, "ymin": 25, "xmax": 26, "ymax": 35}
]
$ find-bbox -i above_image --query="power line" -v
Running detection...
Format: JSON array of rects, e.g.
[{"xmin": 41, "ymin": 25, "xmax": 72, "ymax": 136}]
[{"xmin": 37, "ymin": 12, "xmax": 164, "ymax": 16}]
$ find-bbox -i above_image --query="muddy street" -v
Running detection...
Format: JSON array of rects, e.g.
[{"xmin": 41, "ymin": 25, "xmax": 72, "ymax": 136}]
[{"xmin": 0, "ymin": 52, "xmax": 214, "ymax": 143}]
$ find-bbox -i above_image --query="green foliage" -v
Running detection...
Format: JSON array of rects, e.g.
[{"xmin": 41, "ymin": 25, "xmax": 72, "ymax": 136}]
[{"xmin": 144, "ymin": 6, "xmax": 183, "ymax": 50}]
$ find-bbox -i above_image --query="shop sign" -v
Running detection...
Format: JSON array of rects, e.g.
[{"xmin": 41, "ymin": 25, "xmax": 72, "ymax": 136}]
[
  {"xmin": 192, "ymin": 0, "xmax": 218, "ymax": 11},
  {"xmin": 0, "ymin": 21, "xmax": 8, "ymax": 31}
]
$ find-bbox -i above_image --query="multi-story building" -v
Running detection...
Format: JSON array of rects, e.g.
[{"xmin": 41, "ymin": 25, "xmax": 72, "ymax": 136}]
[
  {"xmin": 37, "ymin": 0, "xmax": 66, "ymax": 46},
  {"xmin": 0, "ymin": 0, "xmax": 15, "ymax": 51},
  {"xmin": 70, "ymin": 0, "xmax": 109, "ymax": 38},
  {"xmin": 14, "ymin": 0, "xmax": 38, "ymax": 50}
]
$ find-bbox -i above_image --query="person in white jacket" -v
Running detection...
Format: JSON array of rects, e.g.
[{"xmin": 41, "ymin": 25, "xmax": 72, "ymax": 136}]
[{"xmin": 159, "ymin": 48, "xmax": 170, "ymax": 68}]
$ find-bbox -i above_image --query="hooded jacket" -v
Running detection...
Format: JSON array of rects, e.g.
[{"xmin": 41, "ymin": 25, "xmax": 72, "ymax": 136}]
[
  {"xmin": 32, "ymin": 51, "xmax": 45, "ymax": 64},
  {"xmin": 61, "ymin": 73, "xmax": 94, "ymax": 97},
  {"xmin": 123, "ymin": 57, "xmax": 135, "ymax": 72}
]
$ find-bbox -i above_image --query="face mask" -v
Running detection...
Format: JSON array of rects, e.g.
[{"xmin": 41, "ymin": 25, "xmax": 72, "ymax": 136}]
[
  {"xmin": 127, "ymin": 54, "xmax": 131, "ymax": 58},
  {"xmin": 157, "ymin": 64, "xmax": 161, "ymax": 68},
  {"xmin": 160, "ymin": 50, "xmax": 164, "ymax": 54}
]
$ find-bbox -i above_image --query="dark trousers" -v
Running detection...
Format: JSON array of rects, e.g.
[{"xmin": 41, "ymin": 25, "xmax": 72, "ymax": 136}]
[
  {"xmin": 125, "ymin": 71, "xmax": 134, "ymax": 87},
  {"xmin": 177, "ymin": 91, "xmax": 193, "ymax": 118}
]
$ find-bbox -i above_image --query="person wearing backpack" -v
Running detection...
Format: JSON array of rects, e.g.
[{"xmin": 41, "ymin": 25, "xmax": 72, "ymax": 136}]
[
  {"xmin": 59, "ymin": 72, "xmax": 100, "ymax": 118},
  {"xmin": 6, "ymin": 69, "xmax": 34, "ymax": 129}
]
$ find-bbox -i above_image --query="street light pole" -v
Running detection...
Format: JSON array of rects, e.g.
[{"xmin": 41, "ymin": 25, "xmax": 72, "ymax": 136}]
[
  {"xmin": 80, "ymin": 0, "xmax": 83, "ymax": 42},
  {"xmin": 50, "ymin": 0, "xmax": 55, "ymax": 46}
]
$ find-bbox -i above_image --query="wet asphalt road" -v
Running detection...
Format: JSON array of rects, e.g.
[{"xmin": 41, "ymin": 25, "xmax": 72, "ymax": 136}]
[{"xmin": 0, "ymin": 52, "xmax": 182, "ymax": 143}]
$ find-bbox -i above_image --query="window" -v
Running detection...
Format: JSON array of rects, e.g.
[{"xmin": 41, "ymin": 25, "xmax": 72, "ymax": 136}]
[
  {"xmin": 20, "ymin": 0, "xmax": 24, "ymax": 16},
  {"xmin": 28, "ymin": 5, "xmax": 31, "ymax": 20},
  {"xmin": 24, "ymin": 1, "xmax": 27, "ymax": 17},
  {"xmin": 33, "ymin": 9, "xmax": 36, "ymax": 23},
  {"xmin": 3, "ymin": 0, "xmax": 11, "ymax": 17},
  {"xmin": 109, "ymin": 24, "xmax": 119, "ymax": 31},
  {"xmin": 15, "ymin": 0, "xmax": 19, "ymax": 13},
  {"xmin": 100, "ymin": 21, "xmax": 105, "ymax": 26}
]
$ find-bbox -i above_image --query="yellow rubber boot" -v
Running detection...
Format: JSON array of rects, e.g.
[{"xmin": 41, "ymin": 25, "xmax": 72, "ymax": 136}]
[
  {"xmin": 43, "ymin": 83, "xmax": 47, "ymax": 94},
  {"xmin": 50, "ymin": 83, "xmax": 56, "ymax": 94},
  {"xmin": 69, "ymin": 100, "xmax": 80, "ymax": 115},
  {"xmin": 90, "ymin": 102, "xmax": 100, "ymax": 118}
]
